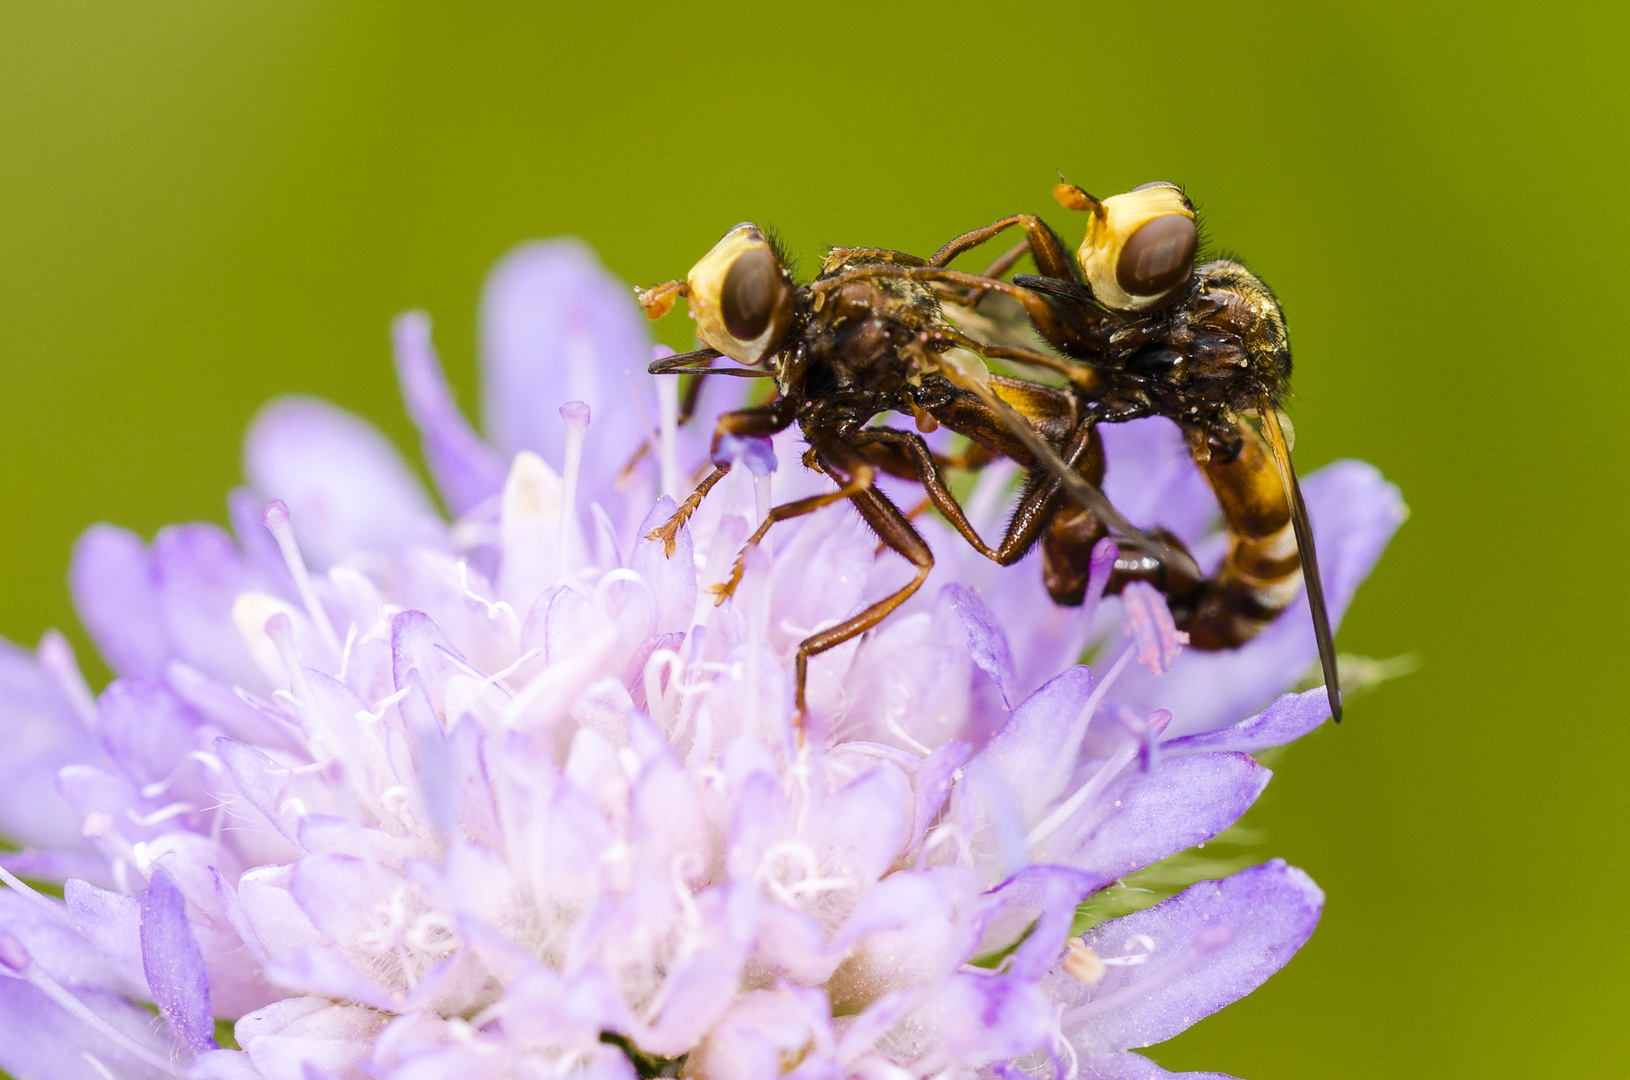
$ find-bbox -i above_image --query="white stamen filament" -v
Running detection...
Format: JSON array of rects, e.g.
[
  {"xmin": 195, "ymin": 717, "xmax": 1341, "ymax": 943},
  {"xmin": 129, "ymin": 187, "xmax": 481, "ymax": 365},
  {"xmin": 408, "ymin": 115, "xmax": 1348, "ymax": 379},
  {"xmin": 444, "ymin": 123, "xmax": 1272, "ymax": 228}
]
[
  {"xmin": 261, "ymin": 501, "xmax": 342, "ymax": 657},
  {"xmin": 656, "ymin": 370, "xmax": 681, "ymax": 500},
  {"xmin": 1025, "ymin": 739, "xmax": 1139, "ymax": 854},
  {"xmin": 643, "ymin": 648, "xmax": 685, "ymax": 733},
  {"xmin": 0, "ymin": 865, "xmax": 69, "ymax": 921}
]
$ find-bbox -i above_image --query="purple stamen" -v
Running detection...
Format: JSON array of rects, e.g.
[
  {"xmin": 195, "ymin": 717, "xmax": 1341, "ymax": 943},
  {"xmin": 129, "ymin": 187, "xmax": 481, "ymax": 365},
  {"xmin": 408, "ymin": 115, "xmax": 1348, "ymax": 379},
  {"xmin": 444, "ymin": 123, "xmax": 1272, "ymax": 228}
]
[{"xmin": 1120, "ymin": 580, "xmax": 1188, "ymax": 675}]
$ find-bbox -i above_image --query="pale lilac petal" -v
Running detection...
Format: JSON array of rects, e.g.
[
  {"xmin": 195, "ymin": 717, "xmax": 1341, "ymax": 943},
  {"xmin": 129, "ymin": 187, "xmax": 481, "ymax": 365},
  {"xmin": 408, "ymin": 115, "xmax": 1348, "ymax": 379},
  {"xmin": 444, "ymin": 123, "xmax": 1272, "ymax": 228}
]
[
  {"xmin": 168, "ymin": 659, "xmax": 303, "ymax": 751},
  {"xmin": 478, "ymin": 240, "xmax": 653, "ymax": 502},
  {"xmin": 244, "ymin": 396, "xmax": 443, "ymax": 569},
  {"xmin": 690, "ymin": 986, "xmax": 835, "ymax": 1080},
  {"xmin": 805, "ymin": 761, "xmax": 913, "ymax": 890},
  {"xmin": 947, "ymin": 584, "xmax": 1017, "ymax": 709},
  {"xmin": 1067, "ymin": 860, "xmax": 1323, "ymax": 1050},
  {"xmin": 919, "ymin": 974, "xmax": 1052, "ymax": 1066},
  {"xmin": 630, "ymin": 496, "xmax": 698, "ymax": 637},
  {"xmin": 491, "ymin": 964, "xmax": 628, "ymax": 1051},
  {"xmin": 215, "ymin": 738, "xmax": 304, "ymax": 847},
  {"xmin": 854, "ymin": 867, "xmax": 983, "ymax": 991},
  {"xmin": 1114, "ymin": 461, "xmax": 1406, "ymax": 736},
  {"xmin": 140, "ymin": 868, "xmax": 217, "ymax": 1052},
  {"xmin": 236, "ymin": 997, "xmax": 389, "ymax": 1080},
  {"xmin": 262, "ymin": 946, "xmax": 399, "ymax": 1012},
  {"xmin": 0, "ymin": 640, "xmax": 105, "ymax": 850},
  {"xmin": 391, "ymin": 609, "xmax": 477, "ymax": 708},
  {"xmin": 70, "ymin": 524, "xmax": 173, "ymax": 678},
  {"xmin": 189, "ymin": 1048, "xmax": 267, "ymax": 1079},
  {"xmin": 908, "ymin": 739, "xmax": 972, "ymax": 859},
  {"xmin": 1164, "ymin": 688, "xmax": 1331, "ymax": 757},
  {"xmin": 391, "ymin": 311, "xmax": 508, "ymax": 515},
  {"xmin": 633, "ymin": 885, "xmax": 755, "ymax": 1056}
]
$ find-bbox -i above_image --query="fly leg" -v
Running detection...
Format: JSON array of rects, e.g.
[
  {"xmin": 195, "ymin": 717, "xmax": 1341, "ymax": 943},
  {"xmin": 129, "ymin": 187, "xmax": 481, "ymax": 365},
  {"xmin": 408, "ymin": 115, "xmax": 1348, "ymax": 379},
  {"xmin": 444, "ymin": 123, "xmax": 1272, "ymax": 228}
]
[
  {"xmin": 852, "ymin": 418, "xmax": 1110, "ymax": 582},
  {"xmin": 787, "ymin": 435, "xmax": 935, "ymax": 727},
  {"xmin": 928, "ymin": 214, "xmax": 1080, "ymax": 281},
  {"xmin": 708, "ymin": 451, "xmax": 878, "ymax": 604},
  {"xmin": 644, "ymin": 397, "xmax": 798, "ymax": 555}
]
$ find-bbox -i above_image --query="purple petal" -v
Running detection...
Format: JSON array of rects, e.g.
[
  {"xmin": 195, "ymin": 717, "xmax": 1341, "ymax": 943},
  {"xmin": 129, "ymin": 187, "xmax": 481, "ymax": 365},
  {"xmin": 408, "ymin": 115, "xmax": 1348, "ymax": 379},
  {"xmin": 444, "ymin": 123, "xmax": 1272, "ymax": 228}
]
[
  {"xmin": 1067, "ymin": 860, "xmax": 1323, "ymax": 1050},
  {"xmin": 70, "ymin": 524, "xmax": 172, "ymax": 678},
  {"xmin": 244, "ymin": 396, "xmax": 442, "ymax": 569},
  {"xmin": 64, "ymin": 880, "xmax": 149, "ymax": 997},
  {"xmin": 140, "ymin": 868, "xmax": 217, "ymax": 1052},
  {"xmin": 150, "ymin": 523, "xmax": 268, "ymax": 689},
  {"xmin": 392, "ymin": 310, "xmax": 509, "ymax": 515},
  {"xmin": 1050, "ymin": 753, "xmax": 1271, "ymax": 879},
  {"xmin": 97, "ymin": 677, "xmax": 203, "ymax": 787},
  {"xmin": 947, "ymin": 584, "xmax": 1017, "ymax": 709},
  {"xmin": 1099, "ymin": 418, "xmax": 1220, "ymax": 545},
  {"xmin": 977, "ymin": 666, "xmax": 1094, "ymax": 821},
  {"xmin": 1164, "ymin": 688, "xmax": 1331, "ymax": 757},
  {"xmin": 1078, "ymin": 1051, "xmax": 1237, "ymax": 1079},
  {"xmin": 0, "ymin": 889, "xmax": 125, "ymax": 991},
  {"xmin": 478, "ymin": 239, "xmax": 653, "ymax": 504},
  {"xmin": 1114, "ymin": 461, "xmax": 1405, "ymax": 736},
  {"xmin": 0, "ymin": 979, "xmax": 178, "ymax": 1080},
  {"xmin": 711, "ymin": 434, "xmax": 778, "ymax": 476},
  {"xmin": 0, "ymin": 640, "xmax": 105, "ymax": 850},
  {"xmin": 981, "ymin": 865, "xmax": 1102, "ymax": 979},
  {"xmin": 631, "ymin": 496, "xmax": 699, "ymax": 636}
]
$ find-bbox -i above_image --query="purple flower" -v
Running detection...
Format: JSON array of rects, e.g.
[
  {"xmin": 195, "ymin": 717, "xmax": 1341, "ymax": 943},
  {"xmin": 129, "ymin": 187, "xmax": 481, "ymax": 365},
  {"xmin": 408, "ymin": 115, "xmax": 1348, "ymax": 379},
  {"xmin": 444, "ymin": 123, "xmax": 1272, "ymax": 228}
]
[{"xmin": 0, "ymin": 239, "xmax": 1404, "ymax": 1079}]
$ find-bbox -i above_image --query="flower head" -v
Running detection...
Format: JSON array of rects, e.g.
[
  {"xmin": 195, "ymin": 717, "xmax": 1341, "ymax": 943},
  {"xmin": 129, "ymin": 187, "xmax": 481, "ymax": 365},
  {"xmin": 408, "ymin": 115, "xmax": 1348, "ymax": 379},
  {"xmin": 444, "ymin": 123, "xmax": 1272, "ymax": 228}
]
[{"xmin": 0, "ymin": 240, "xmax": 1404, "ymax": 1079}]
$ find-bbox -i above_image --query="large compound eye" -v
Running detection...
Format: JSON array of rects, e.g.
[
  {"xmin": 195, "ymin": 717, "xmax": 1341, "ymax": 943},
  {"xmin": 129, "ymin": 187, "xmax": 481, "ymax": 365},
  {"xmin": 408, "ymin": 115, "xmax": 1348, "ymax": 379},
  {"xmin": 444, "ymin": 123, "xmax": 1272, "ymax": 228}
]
[
  {"xmin": 721, "ymin": 247, "xmax": 782, "ymax": 340},
  {"xmin": 1116, "ymin": 214, "xmax": 1198, "ymax": 297}
]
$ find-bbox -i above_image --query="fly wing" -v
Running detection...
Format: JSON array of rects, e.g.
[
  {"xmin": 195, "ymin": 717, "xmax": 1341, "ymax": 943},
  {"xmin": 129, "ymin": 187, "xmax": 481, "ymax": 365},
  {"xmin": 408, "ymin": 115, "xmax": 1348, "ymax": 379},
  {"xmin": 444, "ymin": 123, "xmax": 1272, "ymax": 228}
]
[
  {"xmin": 1012, "ymin": 273, "xmax": 1104, "ymax": 310},
  {"xmin": 1260, "ymin": 402, "xmax": 1343, "ymax": 722},
  {"xmin": 935, "ymin": 351, "xmax": 1201, "ymax": 582}
]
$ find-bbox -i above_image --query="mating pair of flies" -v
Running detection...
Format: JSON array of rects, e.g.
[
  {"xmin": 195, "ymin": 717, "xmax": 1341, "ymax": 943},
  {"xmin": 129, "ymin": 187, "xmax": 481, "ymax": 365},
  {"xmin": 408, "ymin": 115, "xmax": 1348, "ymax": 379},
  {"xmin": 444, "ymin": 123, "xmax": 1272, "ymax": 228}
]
[{"xmin": 635, "ymin": 178, "xmax": 1341, "ymax": 726}]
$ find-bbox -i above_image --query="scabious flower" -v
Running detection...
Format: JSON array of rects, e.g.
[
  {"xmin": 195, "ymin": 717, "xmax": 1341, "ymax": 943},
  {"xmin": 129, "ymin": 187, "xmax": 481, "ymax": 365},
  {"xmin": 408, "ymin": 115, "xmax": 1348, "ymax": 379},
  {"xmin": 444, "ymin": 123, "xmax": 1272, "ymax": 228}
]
[{"xmin": 0, "ymin": 239, "xmax": 1403, "ymax": 1080}]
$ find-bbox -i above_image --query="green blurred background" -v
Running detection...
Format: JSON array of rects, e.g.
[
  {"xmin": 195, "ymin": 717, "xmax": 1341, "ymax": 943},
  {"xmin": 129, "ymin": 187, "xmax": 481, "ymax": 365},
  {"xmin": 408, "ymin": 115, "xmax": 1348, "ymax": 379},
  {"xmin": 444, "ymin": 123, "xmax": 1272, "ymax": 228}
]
[{"xmin": 0, "ymin": 2, "xmax": 1623, "ymax": 1076}]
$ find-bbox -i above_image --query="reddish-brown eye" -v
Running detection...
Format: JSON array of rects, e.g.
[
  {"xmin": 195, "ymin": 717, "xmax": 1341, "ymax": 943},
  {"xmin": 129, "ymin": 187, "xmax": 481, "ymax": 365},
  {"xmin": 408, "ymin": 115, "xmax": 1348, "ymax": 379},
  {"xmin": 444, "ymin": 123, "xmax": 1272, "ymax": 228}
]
[
  {"xmin": 721, "ymin": 247, "xmax": 781, "ymax": 340},
  {"xmin": 1116, "ymin": 214, "xmax": 1197, "ymax": 297}
]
